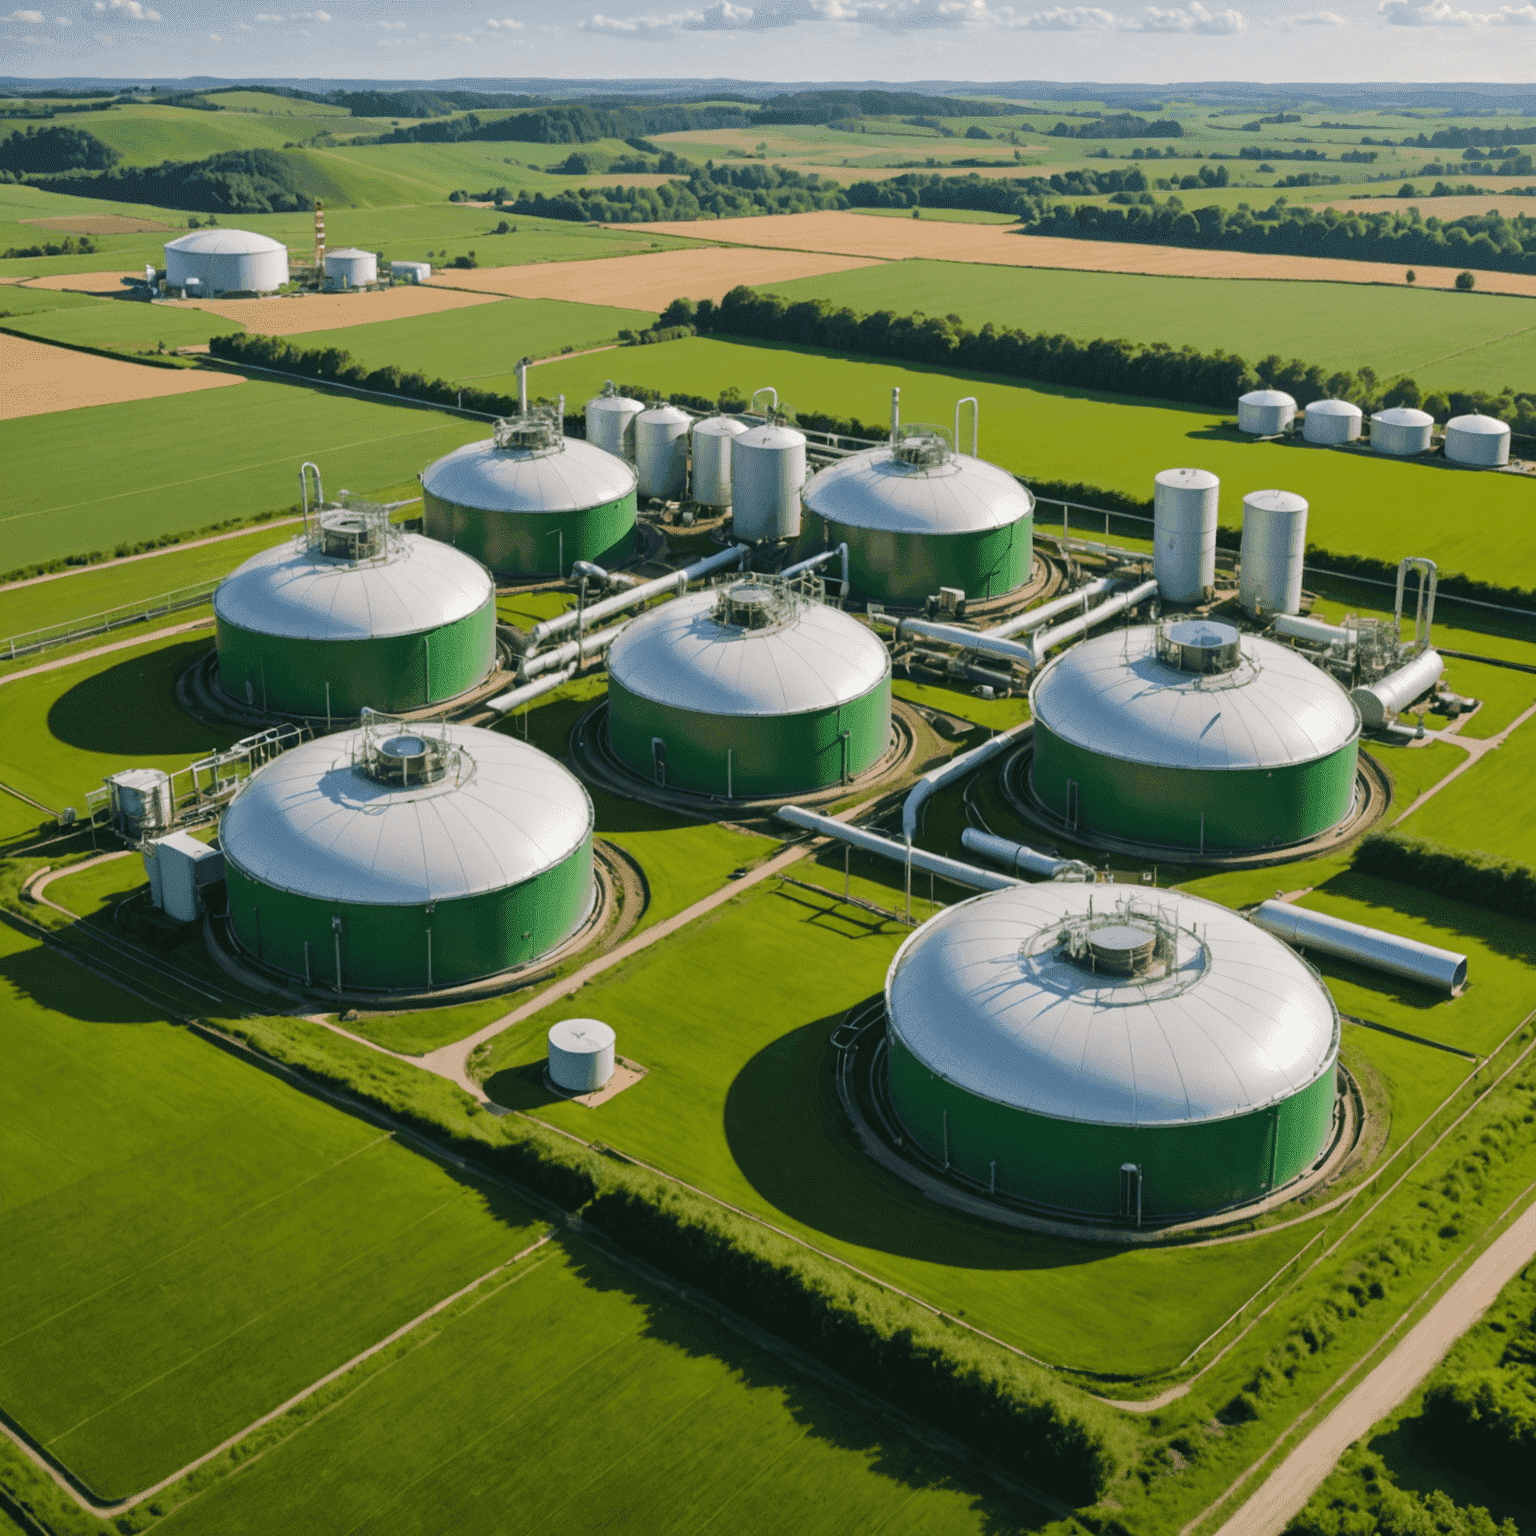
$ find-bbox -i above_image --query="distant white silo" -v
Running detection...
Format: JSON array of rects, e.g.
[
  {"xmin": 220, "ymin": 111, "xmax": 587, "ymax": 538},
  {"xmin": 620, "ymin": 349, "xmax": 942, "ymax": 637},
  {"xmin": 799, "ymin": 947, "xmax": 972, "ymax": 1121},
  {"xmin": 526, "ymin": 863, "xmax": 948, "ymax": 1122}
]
[
  {"xmin": 731, "ymin": 422, "xmax": 806, "ymax": 541},
  {"xmin": 1239, "ymin": 489, "xmax": 1308, "ymax": 617},
  {"xmin": 691, "ymin": 415, "xmax": 748, "ymax": 509},
  {"xmin": 324, "ymin": 247, "xmax": 377, "ymax": 289},
  {"xmin": 1238, "ymin": 389, "xmax": 1297, "ymax": 436},
  {"xmin": 1371, "ymin": 407, "xmax": 1434, "ymax": 457},
  {"xmin": 1302, "ymin": 399, "xmax": 1363, "ymax": 445},
  {"xmin": 633, "ymin": 402, "xmax": 691, "ymax": 500},
  {"xmin": 1444, "ymin": 414, "xmax": 1511, "ymax": 468},
  {"xmin": 548, "ymin": 1018, "xmax": 616, "ymax": 1092},
  {"xmin": 1153, "ymin": 468, "xmax": 1219, "ymax": 604},
  {"xmin": 585, "ymin": 382, "xmax": 645, "ymax": 462}
]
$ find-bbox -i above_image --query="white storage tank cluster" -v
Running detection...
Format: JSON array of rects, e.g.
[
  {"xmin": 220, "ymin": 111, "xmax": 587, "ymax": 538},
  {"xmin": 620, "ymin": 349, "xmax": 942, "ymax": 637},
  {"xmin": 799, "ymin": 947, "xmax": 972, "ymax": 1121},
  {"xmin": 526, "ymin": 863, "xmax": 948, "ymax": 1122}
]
[
  {"xmin": 1444, "ymin": 414, "xmax": 1511, "ymax": 468},
  {"xmin": 732, "ymin": 422, "xmax": 807, "ymax": 541},
  {"xmin": 1371, "ymin": 407, "xmax": 1434, "ymax": 457},
  {"xmin": 324, "ymin": 247, "xmax": 377, "ymax": 289},
  {"xmin": 391, "ymin": 260, "xmax": 431, "ymax": 284},
  {"xmin": 690, "ymin": 415, "xmax": 748, "ymax": 509},
  {"xmin": 164, "ymin": 228, "xmax": 288, "ymax": 296},
  {"xmin": 1153, "ymin": 468, "xmax": 1219, "ymax": 603},
  {"xmin": 1238, "ymin": 389, "xmax": 1296, "ymax": 437},
  {"xmin": 633, "ymin": 402, "xmax": 691, "ymax": 500},
  {"xmin": 1302, "ymin": 399, "xmax": 1363, "ymax": 445},
  {"xmin": 1239, "ymin": 489, "xmax": 1308, "ymax": 617},
  {"xmin": 585, "ymin": 382, "xmax": 645, "ymax": 462}
]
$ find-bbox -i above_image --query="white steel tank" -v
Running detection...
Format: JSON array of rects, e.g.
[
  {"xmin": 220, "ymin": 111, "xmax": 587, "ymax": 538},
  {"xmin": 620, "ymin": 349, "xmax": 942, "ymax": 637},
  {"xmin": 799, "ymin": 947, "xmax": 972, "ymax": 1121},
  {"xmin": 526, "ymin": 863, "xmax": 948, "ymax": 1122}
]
[
  {"xmin": 163, "ymin": 228, "xmax": 288, "ymax": 295},
  {"xmin": 585, "ymin": 382, "xmax": 645, "ymax": 462},
  {"xmin": 1152, "ymin": 467, "xmax": 1219, "ymax": 604},
  {"xmin": 1239, "ymin": 489, "xmax": 1309, "ymax": 617},
  {"xmin": 548, "ymin": 1018, "xmax": 616, "ymax": 1092},
  {"xmin": 1352, "ymin": 649, "xmax": 1445, "ymax": 728},
  {"xmin": 1444, "ymin": 414, "xmax": 1510, "ymax": 468},
  {"xmin": 1302, "ymin": 399, "xmax": 1363, "ymax": 445},
  {"xmin": 324, "ymin": 247, "xmax": 377, "ymax": 288},
  {"xmin": 390, "ymin": 260, "xmax": 431, "ymax": 284},
  {"xmin": 1371, "ymin": 407, "xmax": 1434, "ymax": 457},
  {"xmin": 633, "ymin": 402, "xmax": 691, "ymax": 500},
  {"xmin": 731, "ymin": 422, "xmax": 806, "ymax": 541},
  {"xmin": 1238, "ymin": 389, "xmax": 1296, "ymax": 436},
  {"xmin": 691, "ymin": 415, "xmax": 748, "ymax": 509}
]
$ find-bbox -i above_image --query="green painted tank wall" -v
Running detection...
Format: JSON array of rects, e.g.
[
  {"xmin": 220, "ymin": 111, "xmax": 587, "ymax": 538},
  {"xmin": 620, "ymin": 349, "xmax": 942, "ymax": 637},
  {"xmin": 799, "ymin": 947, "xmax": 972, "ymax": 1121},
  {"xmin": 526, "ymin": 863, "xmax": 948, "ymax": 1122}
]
[
  {"xmin": 607, "ymin": 677, "xmax": 890, "ymax": 798},
  {"xmin": 224, "ymin": 836, "xmax": 593, "ymax": 991},
  {"xmin": 802, "ymin": 509, "xmax": 1032, "ymax": 606},
  {"xmin": 1030, "ymin": 721, "xmax": 1359, "ymax": 851},
  {"xmin": 888, "ymin": 1032, "xmax": 1337, "ymax": 1218},
  {"xmin": 215, "ymin": 599, "xmax": 495, "ymax": 718},
  {"xmin": 424, "ymin": 490, "xmax": 636, "ymax": 579}
]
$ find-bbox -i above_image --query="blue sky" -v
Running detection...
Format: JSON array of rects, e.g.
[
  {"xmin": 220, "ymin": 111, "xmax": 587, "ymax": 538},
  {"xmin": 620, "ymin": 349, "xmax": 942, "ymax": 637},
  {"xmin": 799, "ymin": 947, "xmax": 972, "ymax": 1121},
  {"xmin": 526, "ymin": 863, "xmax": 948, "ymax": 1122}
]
[{"xmin": 3, "ymin": 0, "xmax": 1532, "ymax": 84}]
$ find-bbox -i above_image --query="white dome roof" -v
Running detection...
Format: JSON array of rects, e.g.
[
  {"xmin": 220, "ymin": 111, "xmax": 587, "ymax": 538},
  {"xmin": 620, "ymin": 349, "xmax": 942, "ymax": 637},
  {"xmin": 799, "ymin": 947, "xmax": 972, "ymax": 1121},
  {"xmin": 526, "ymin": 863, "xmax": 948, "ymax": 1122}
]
[
  {"xmin": 886, "ymin": 883, "xmax": 1339, "ymax": 1128},
  {"xmin": 221, "ymin": 724, "xmax": 592, "ymax": 906},
  {"xmin": 1241, "ymin": 389, "xmax": 1297, "ymax": 407},
  {"xmin": 214, "ymin": 532, "xmax": 492, "ymax": 641},
  {"xmin": 1304, "ymin": 399, "xmax": 1363, "ymax": 417},
  {"xmin": 1446, "ymin": 413, "xmax": 1509, "ymax": 436},
  {"xmin": 1373, "ymin": 407, "xmax": 1434, "ymax": 427},
  {"xmin": 607, "ymin": 587, "xmax": 889, "ymax": 717},
  {"xmin": 694, "ymin": 415, "xmax": 749, "ymax": 440},
  {"xmin": 804, "ymin": 443, "xmax": 1033, "ymax": 536},
  {"xmin": 164, "ymin": 228, "xmax": 287, "ymax": 256},
  {"xmin": 1031, "ymin": 624, "xmax": 1358, "ymax": 771},
  {"xmin": 1154, "ymin": 467, "xmax": 1219, "ymax": 492},
  {"xmin": 423, "ymin": 434, "xmax": 635, "ymax": 514}
]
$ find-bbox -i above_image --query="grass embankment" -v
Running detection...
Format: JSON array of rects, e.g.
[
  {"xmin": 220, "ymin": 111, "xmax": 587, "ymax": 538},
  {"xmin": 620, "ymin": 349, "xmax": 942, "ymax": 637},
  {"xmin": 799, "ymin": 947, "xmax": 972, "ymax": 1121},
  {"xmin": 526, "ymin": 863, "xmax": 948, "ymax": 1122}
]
[{"xmin": 1399, "ymin": 717, "xmax": 1536, "ymax": 863}]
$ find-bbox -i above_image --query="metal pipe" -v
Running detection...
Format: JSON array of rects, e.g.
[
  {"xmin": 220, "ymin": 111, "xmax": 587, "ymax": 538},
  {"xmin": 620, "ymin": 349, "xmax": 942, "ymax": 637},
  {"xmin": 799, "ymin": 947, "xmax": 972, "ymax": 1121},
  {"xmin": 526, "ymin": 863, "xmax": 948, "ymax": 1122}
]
[
  {"xmin": 1352, "ymin": 650, "xmax": 1445, "ymax": 728},
  {"xmin": 750, "ymin": 385, "xmax": 778, "ymax": 419},
  {"xmin": 902, "ymin": 720, "xmax": 1031, "ymax": 842},
  {"xmin": 519, "ymin": 623, "xmax": 626, "ymax": 679},
  {"xmin": 1380, "ymin": 719, "xmax": 1427, "ymax": 741},
  {"xmin": 1029, "ymin": 578, "xmax": 1159, "ymax": 658},
  {"xmin": 526, "ymin": 544, "xmax": 748, "ymax": 651},
  {"xmin": 894, "ymin": 617, "xmax": 1037, "ymax": 670},
  {"xmin": 485, "ymin": 666, "xmax": 576, "ymax": 714},
  {"xmin": 517, "ymin": 356, "xmax": 528, "ymax": 413},
  {"xmin": 911, "ymin": 650, "xmax": 1015, "ymax": 692},
  {"xmin": 1274, "ymin": 613, "xmax": 1351, "ymax": 647},
  {"xmin": 1252, "ymin": 899, "xmax": 1467, "ymax": 994},
  {"xmin": 780, "ymin": 542, "xmax": 849, "ymax": 596},
  {"xmin": 890, "ymin": 386, "xmax": 900, "ymax": 446},
  {"xmin": 984, "ymin": 576, "xmax": 1114, "ymax": 640},
  {"xmin": 960, "ymin": 828, "xmax": 1094, "ymax": 881},
  {"xmin": 955, "ymin": 396, "xmax": 978, "ymax": 457},
  {"xmin": 299, "ymin": 462, "xmax": 323, "ymax": 532},
  {"xmin": 1395, "ymin": 557, "xmax": 1438, "ymax": 651},
  {"xmin": 775, "ymin": 805, "xmax": 1023, "ymax": 892}
]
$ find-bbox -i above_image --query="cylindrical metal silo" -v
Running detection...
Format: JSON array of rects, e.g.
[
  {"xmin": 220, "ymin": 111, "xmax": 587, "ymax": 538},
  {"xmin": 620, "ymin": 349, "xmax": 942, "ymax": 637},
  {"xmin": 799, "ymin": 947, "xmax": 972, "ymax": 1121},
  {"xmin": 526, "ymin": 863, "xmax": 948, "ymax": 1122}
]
[
  {"xmin": 163, "ymin": 228, "xmax": 289, "ymax": 295},
  {"xmin": 1302, "ymin": 399, "xmax": 1363, "ymax": 445},
  {"xmin": 605, "ymin": 577, "xmax": 890, "ymax": 798},
  {"xmin": 324, "ymin": 247, "xmax": 377, "ymax": 288},
  {"xmin": 1239, "ymin": 489, "xmax": 1308, "ymax": 617},
  {"xmin": 1029, "ymin": 620, "xmax": 1360, "ymax": 851},
  {"xmin": 884, "ymin": 883, "xmax": 1341, "ymax": 1219},
  {"xmin": 731, "ymin": 423, "xmax": 806, "ymax": 541},
  {"xmin": 1238, "ymin": 389, "xmax": 1297, "ymax": 436},
  {"xmin": 1371, "ymin": 407, "xmax": 1434, "ymax": 457},
  {"xmin": 585, "ymin": 382, "xmax": 645, "ymax": 461},
  {"xmin": 221, "ymin": 720, "xmax": 594, "ymax": 991},
  {"xmin": 633, "ymin": 402, "xmax": 690, "ymax": 500},
  {"xmin": 691, "ymin": 415, "xmax": 748, "ymax": 509},
  {"xmin": 1444, "ymin": 414, "xmax": 1510, "ymax": 468},
  {"xmin": 422, "ymin": 411, "xmax": 637, "ymax": 580},
  {"xmin": 1352, "ymin": 649, "xmax": 1445, "ymax": 728},
  {"xmin": 548, "ymin": 1019, "xmax": 616, "ymax": 1092},
  {"xmin": 1153, "ymin": 467, "xmax": 1219, "ymax": 604}
]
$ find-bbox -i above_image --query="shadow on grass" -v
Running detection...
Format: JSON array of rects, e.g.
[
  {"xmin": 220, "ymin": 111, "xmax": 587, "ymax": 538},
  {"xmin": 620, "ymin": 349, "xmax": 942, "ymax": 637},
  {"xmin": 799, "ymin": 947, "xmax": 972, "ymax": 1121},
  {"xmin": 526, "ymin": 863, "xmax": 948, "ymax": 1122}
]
[
  {"xmin": 481, "ymin": 1056, "xmax": 562, "ymax": 1114},
  {"xmin": 0, "ymin": 934, "xmax": 161, "ymax": 1024},
  {"xmin": 560, "ymin": 1235, "xmax": 1058, "ymax": 1533},
  {"xmin": 47, "ymin": 638, "xmax": 229, "ymax": 757}
]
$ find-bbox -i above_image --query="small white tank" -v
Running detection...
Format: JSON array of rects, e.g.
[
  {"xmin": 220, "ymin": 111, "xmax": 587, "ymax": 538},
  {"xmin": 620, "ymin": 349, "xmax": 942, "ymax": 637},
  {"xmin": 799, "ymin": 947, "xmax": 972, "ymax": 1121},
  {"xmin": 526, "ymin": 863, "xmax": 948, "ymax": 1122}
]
[
  {"xmin": 1239, "ymin": 489, "xmax": 1308, "ymax": 617},
  {"xmin": 1238, "ymin": 389, "xmax": 1297, "ymax": 436},
  {"xmin": 1352, "ymin": 649, "xmax": 1445, "ymax": 728},
  {"xmin": 585, "ymin": 382, "xmax": 645, "ymax": 462},
  {"xmin": 548, "ymin": 1018, "xmax": 616, "ymax": 1093},
  {"xmin": 1444, "ymin": 414, "xmax": 1510, "ymax": 468},
  {"xmin": 324, "ymin": 247, "xmax": 377, "ymax": 288},
  {"xmin": 691, "ymin": 415, "xmax": 748, "ymax": 509},
  {"xmin": 1302, "ymin": 399, "xmax": 1363, "ymax": 445},
  {"xmin": 731, "ymin": 422, "xmax": 806, "ymax": 541},
  {"xmin": 1371, "ymin": 407, "xmax": 1434, "ymax": 457},
  {"xmin": 1152, "ymin": 467, "xmax": 1219, "ymax": 604},
  {"xmin": 633, "ymin": 402, "xmax": 691, "ymax": 500}
]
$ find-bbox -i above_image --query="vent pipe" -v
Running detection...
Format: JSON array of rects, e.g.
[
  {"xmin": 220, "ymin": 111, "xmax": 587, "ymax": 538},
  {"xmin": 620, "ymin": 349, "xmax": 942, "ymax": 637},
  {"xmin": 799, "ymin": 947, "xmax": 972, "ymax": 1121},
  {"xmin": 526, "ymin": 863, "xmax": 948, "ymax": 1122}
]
[
  {"xmin": 890, "ymin": 386, "xmax": 900, "ymax": 446},
  {"xmin": 1252, "ymin": 900, "xmax": 1466, "ymax": 993},
  {"xmin": 518, "ymin": 357, "xmax": 528, "ymax": 414}
]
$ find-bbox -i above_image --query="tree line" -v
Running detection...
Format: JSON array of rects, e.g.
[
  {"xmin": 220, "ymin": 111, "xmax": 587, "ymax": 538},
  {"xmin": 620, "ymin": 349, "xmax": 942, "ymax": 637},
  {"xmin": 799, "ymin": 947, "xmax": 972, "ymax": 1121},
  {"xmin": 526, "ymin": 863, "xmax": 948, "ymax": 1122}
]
[{"xmin": 18, "ymin": 142, "xmax": 310, "ymax": 213}]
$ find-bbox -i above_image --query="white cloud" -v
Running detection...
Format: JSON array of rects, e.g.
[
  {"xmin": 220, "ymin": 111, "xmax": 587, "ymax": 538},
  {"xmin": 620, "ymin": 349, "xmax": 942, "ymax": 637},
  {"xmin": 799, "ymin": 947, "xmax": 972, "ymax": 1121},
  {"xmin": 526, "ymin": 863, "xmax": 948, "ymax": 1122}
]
[
  {"xmin": 485, "ymin": 14, "xmax": 525, "ymax": 24},
  {"xmin": 1380, "ymin": 0, "xmax": 1533, "ymax": 20},
  {"xmin": 1127, "ymin": 0, "xmax": 1243, "ymax": 29},
  {"xmin": 90, "ymin": 0, "xmax": 158, "ymax": 17},
  {"xmin": 1012, "ymin": 5, "xmax": 1117, "ymax": 26},
  {"xmin": 4, "ymin": 8, "xmax": 46, "ymax": 19}
]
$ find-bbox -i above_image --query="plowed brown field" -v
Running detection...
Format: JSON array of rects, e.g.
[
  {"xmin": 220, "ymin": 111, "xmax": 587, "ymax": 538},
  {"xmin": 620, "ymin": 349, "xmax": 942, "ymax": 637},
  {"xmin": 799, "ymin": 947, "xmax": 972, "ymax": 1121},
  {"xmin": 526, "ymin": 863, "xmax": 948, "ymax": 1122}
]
[{"xmin": 1, "ymin": 332, "xmax": 243, "ymax": 420}]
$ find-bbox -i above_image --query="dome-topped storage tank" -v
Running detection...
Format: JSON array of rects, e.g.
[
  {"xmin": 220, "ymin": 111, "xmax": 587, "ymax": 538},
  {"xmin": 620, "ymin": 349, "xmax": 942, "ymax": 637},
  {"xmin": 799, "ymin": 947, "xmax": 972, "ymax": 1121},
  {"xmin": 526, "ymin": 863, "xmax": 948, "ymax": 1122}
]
[
  {"xmin": 884, "ymin": 882, "xmax": 1340, "ymax": 1219},
  {"xmin": 164, "ymin": 228, "xmax": 288, "ymax": 295},
  {"xmin": 605, "ymin": 575, "xmax": 890, "ymax": 798},
  {"xmin": 1239, "ymin": 489, "xmax": 1308, "ymax": 617},
  {"xmin": 215, "ymin": 501, "xmax": 495, "ymax": 717},
  {"xmin": 585, "ymin": 381, "xmax": 645, "ymax": 461},
  {"xmin": 1029, "ymin": 619, "xmax": 1360, "ymax": 851},
  {"xmin": 691, "ymin": 415, "xmax": 749, "ymax": 509},
  {"xmin": 801, "ymin": 421, "xmax": 1034, "ymax": 606},
  {"xmin": 634, "ymin": 401, "xmax": 691, "ymax": 500},
  {"xmin": 324, "ymin": 247, "xmax": 377, "ymax": 289},
  {"xmin": 1238, "ymin": 389, "xmax": 1296, "ymax": 436},
  {"xmin": 221, "ymin": 716, "xmax": 594, "ymax": 991},
  {"xmin": 731, "ymin": 422, "xmax": 806, "ymax": 541},
  {"xmin": 1371, "ymin": 407, "xmax": 1434, "ymax": 457},
  {"xmin": 1444, "ymin": 414, "xmax": 1510, "ymax": 468},
  {"xmin": 1152, "ymin": 468, "xmax": 1219, "ymax": 604},
  {"xmin": 422, "ymin": 409, "xmax": 636, "ymax": 580},
  {"xmin": 1302, "ymin": 399, "xmax": 1363, "ymax": 445}
]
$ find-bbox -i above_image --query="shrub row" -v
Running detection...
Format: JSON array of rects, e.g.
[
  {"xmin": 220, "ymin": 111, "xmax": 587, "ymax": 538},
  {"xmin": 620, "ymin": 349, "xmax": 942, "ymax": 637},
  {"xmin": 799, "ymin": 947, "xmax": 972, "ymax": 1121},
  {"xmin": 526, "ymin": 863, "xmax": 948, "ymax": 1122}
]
[{"xmin": 1354, "ymin": 835, "xmax": 1536, "ymax": 919}]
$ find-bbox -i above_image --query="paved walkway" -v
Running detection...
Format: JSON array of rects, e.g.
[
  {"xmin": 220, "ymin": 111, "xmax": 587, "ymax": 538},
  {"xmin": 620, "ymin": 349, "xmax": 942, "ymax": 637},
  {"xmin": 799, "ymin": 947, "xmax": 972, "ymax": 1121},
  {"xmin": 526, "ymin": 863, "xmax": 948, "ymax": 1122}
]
[
  {"xmin": 1213, "ymin": 1197, "xmax": 1536, "ymax": 1536},
  {"xmin": 1393, "ymin": 698, "xmax": 1536, "ymax": 826},
  {"xmin": 0, "ymin": 618, "xmax": 212, "ymax": 685}
]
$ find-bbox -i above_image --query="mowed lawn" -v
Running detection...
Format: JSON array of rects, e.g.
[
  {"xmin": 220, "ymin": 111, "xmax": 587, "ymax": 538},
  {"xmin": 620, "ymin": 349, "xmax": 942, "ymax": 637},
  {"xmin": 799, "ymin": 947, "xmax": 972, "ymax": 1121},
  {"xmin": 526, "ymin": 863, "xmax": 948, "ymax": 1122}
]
[
  {"xmin": 529, "ymin": 337, "xmax": 1536, "ymax": 591},
  {"xmin": 758, "ymin": 259, "xmax": 1536, "ymax": 394},
  {"xmin": 0, "ymin": 920, "xmax": 544, "ymax": 1498},
  {"xmin": 1399, "ymin": 715, "xmax": 1536, "ymax": 864},
  {"xmin": 151, "ymin": 1240, "xmax": 1046, "ymax": 1536},
  {"xmin": 2, "ymin": 291, "xmax": 238, "ymax": 353},
  {"xmin": 0, "ymin": 380, "xmax": 489, "ymax": 569}
]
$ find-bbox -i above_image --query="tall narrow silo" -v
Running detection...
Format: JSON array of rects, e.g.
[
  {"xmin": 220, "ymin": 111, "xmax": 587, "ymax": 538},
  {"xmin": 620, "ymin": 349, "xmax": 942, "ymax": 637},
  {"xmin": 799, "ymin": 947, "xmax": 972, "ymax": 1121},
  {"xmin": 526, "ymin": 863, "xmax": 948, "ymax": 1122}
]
[
  {"xmin": 634, "ymin": 402, "xmax": 691, "ymax": 500},
  {"xmin": 1239, "ymin": 490, "xmax": 1308, "ymax": 617},
  {"xmin": 731, "ymin": 423, "xmax": 806, "ymax": 541},
  {"xmin": 691, "ymin": 415, "xmax": 749, "ymax": 509},
  {"xmin": 1152, "ymin": 468, "xmax": 1219, "ymax": 604},
  {"xmin": 585, "ymin": 381, "xmax": 645, "ymax": 461}
]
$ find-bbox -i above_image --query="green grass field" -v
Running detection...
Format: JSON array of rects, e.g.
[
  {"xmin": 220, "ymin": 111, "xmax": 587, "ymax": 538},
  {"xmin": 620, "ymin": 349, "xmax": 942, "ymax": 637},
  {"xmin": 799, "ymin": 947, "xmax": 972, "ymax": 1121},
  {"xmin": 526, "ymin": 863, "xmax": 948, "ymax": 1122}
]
[
  {"xmin": 1398, "ymin": 716, "xmax": 1536, "ymax": 863},
  {"xmin": 2, "ymin": 292, "xmax": 239, "ymax": 353},
  {"xmin": 759, "ymin": 259, "xmax": 1536, "ymax": 393},
  {"xmin": 0, "ymin": 917, "xmax": 545, "ymax": 1497}
]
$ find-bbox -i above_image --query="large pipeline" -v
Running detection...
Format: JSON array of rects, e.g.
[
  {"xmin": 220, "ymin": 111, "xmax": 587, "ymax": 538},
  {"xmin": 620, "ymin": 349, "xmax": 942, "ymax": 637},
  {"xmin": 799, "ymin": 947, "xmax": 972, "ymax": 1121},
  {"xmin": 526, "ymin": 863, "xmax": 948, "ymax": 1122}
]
[
  {"xmin": 902, "ymin": 720, "xmax": 1032, "ymax": 842},
  {"xmin": 485, "ymin": 666, "xmax": 576, "ymax": 714},
  {"xmin": 1027, "ymin": 577, "xmax": 1160, "ymax": 659},
  {"xmin": 983, "ymin": 576, "xmax": 1115, "ymax": 641},
  {"xmin": 960, "ymin": 828, "xmax": 1094, "ymax": 882},
  {"xmin": 518, "ymin": 622, "xmax": 627, "ymax": 680},
  {"xmin": 780, "ymin": 542, "xmax": 850, "ymax": 596},
  {"xmin": 775, "ymin": 805, "xmax": 1022, "ymax": 893},
  {"xmin": 1251, "ymin": 900, "xmax": 1467, "ymax": 993},
  {"xmin": 1352, "ymin": 649, "xmax": 1445, "ymax": 729}
]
